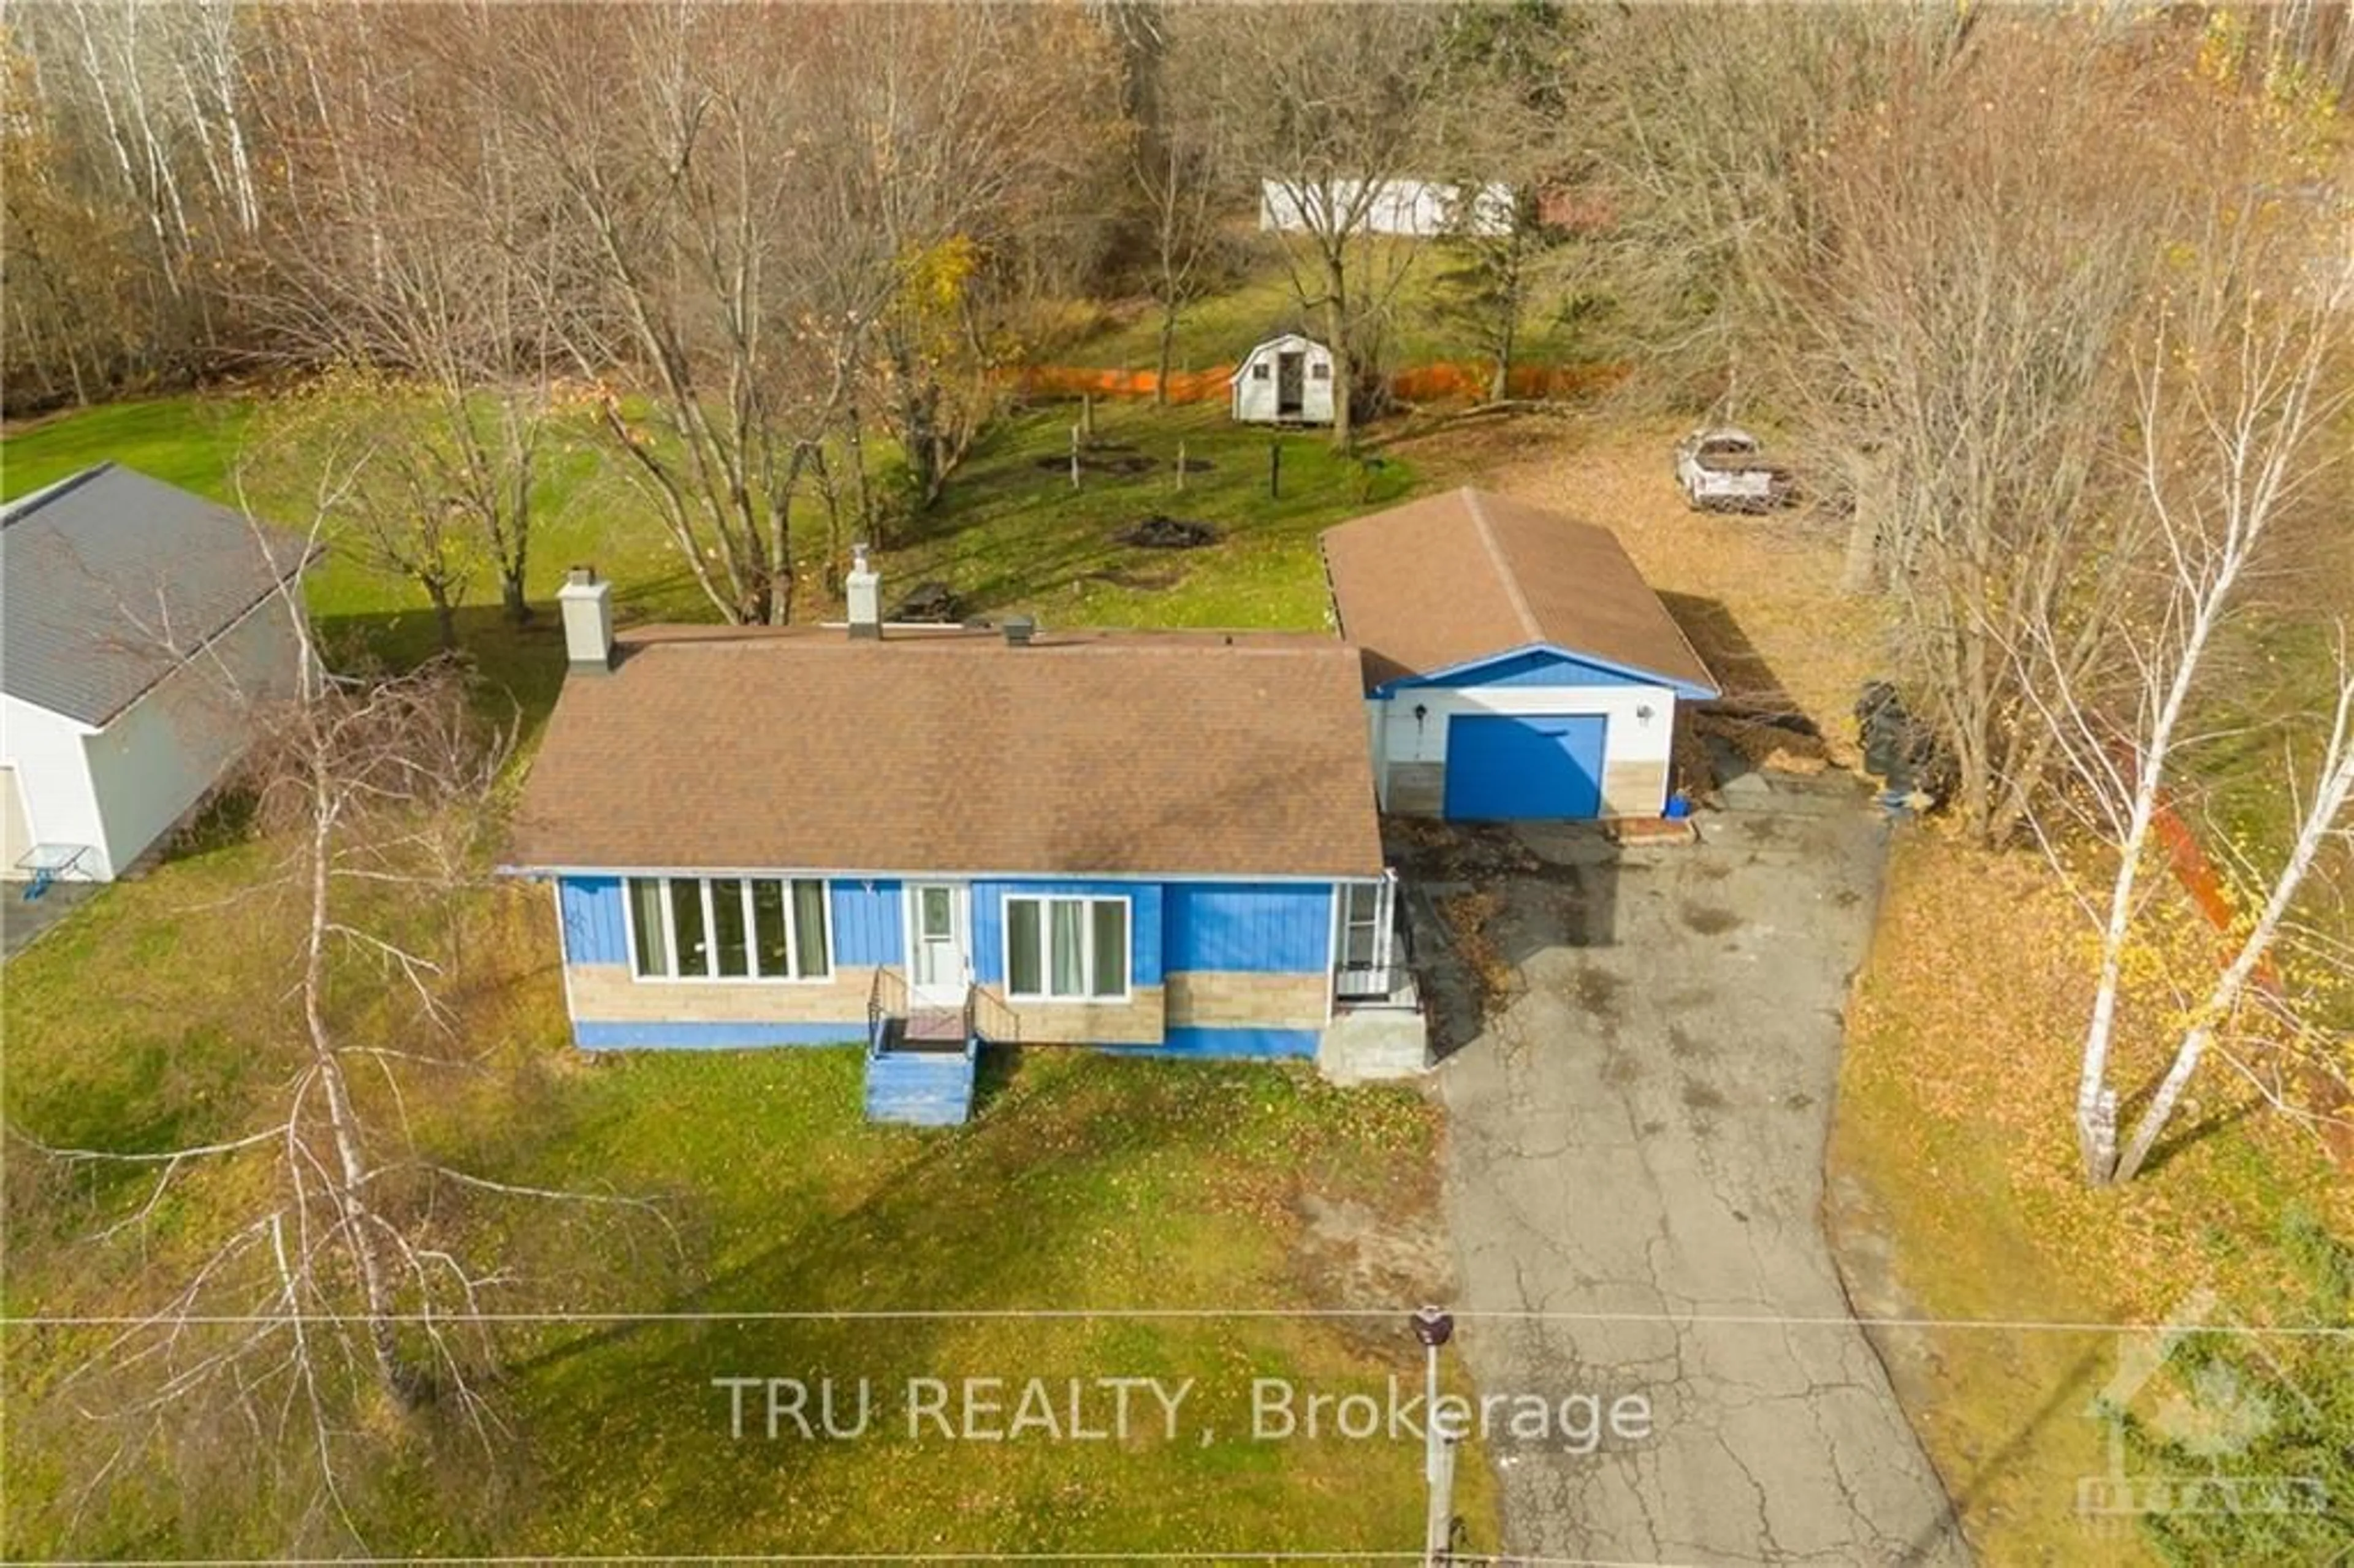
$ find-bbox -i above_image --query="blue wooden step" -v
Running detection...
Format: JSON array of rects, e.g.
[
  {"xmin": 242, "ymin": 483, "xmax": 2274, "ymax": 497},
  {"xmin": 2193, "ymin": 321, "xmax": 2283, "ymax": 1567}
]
[{"xmin": 863, "ymin": 1038, "xmax": 978, "ymax": 1126}]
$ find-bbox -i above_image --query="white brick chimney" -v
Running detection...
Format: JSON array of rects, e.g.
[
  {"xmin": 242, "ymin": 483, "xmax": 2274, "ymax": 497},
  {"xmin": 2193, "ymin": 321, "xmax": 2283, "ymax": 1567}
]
[
  {"xmin": 847, "ymin": 543, "xmax": 881, "ymax": 640},
  {"xmin": 558, "ymin": 565, "xmax": 614, "ymax": 672}
]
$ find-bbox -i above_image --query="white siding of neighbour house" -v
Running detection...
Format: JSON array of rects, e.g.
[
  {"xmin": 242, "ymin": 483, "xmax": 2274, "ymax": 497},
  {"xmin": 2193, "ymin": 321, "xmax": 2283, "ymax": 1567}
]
[
  {"xmin": 1, "ymin": 588, "xmax": 305, "ymax": 881},
  {"xmin": 1259, "ymin": 178, "xmax": 1514, "ymax": 240},
  {"xmin": 0, "ymin": 696, "xmax": 104, "ymax": 878},
  {"xmin": 1368, "ymin": 680, "xmax": 1680, "ymax": 818}
]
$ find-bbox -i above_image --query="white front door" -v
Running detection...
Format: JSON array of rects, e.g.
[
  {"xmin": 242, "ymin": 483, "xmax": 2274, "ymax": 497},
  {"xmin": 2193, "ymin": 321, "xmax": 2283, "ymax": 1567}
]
[{"xmin": 907, "ymin": 882, "xmax": 969, "ymax": 1005}]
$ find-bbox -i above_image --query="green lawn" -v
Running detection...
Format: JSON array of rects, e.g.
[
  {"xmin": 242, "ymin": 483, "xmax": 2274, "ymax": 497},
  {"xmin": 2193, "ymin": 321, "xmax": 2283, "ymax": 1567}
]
[
  {"xmin": 1071, "ymin": 237, "xmax": 1604, "ymax": 378},
  {"xmin": 0, "ymin": 392, "xmax": 1479, "ymax": 1555},
  {"xmin": 895, "ymin": 398, "xmax": 1412, "ymax": 630},
  {"xmin": 3, "ymin": 394, "xmax": 1419, "ymax": 733}
]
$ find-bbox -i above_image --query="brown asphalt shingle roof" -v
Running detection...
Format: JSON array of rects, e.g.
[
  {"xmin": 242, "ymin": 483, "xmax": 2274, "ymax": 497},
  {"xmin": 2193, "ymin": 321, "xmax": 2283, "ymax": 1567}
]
[
  {"xmin": 1320, "ymin": 487, "xmax": 1717, "ymax": 695},
  {"xmin": 508, "ymin": 627, "xmax": 1385, "ymax": 878}
]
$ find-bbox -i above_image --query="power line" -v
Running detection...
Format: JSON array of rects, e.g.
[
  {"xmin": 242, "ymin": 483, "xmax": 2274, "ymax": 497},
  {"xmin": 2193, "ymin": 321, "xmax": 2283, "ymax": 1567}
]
[
  {"xmin": 1, "ymin": 1306, "xmax": 2343, "ymax": 1336},
  {"xmin": 4, "ymin": 1544, "xmax": 1694, "ymax": 1553}
]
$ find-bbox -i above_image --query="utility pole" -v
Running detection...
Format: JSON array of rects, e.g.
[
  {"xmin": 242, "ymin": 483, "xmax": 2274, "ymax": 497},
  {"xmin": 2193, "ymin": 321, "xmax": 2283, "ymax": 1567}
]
[{"xmin": 1413, "ymin": 1305, "xmax": 1457, "ymax": 1566}]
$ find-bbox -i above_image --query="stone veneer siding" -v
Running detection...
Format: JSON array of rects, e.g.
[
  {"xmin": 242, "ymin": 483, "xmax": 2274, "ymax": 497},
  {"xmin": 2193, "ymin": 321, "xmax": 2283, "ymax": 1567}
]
[
  {"xmin": 1164, "ymin": 970, "xmax": 1330, "ymax": 1030},
  {"xmin": 569, "ymin": 963, "xmax": 878, "ymax": 1026},
  {"xmin": 981, "ymin": 984, "xmax": 1165, "ymax": 1045}
]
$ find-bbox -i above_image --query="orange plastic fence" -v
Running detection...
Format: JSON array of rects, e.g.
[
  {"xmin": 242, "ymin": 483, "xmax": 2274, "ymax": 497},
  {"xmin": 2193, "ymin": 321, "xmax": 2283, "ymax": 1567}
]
[
  {"xmin": 2150, "ymin": 797, "xmax": 2282, "ymax": 998},
  {"xmin": 1010, "ymin": 359, "xmax": 1629, "ymax": 406}
]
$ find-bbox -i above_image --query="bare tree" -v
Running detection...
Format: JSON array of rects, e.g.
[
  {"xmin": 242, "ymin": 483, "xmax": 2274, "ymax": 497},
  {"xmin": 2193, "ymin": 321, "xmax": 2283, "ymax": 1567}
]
[
  {"xmin": 497, "ymin": 5, "xmax": 872, "ymax": 623},
  {"xmin": 14, "ymin": 464, "xmax": 666, "ymax": 1542},
  {"xmin": 1781, "ymin": 21, "xmax": 2200, "ymax": 845},
  {"xmin": 254, "ymin": 6, "xmax": 566, "ymax": 631},
  {"xmin": 849, "ymin": 3, "xmax": 1123, "ymax": 509},
  {"xmin": 1104, "ymin": 0, "xmax": 1230, "ymax": 407},
  {"xmin": 1566, "ymin": 5, "xmax": 1965, "ymax": 407},
  {"xmin": 1172, "ymin": 4, "xmax": 1455, "ymax": 449}
]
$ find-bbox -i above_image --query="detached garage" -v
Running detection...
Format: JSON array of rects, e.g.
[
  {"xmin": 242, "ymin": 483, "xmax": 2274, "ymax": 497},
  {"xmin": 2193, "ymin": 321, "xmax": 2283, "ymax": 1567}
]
[
  {"xmin": 1, "ymin": 465, "xmax": 311, "ymax": 883},
  {"xmin": 1320, "ymin": 488, "xmax": 1717, "ymax": 821}
]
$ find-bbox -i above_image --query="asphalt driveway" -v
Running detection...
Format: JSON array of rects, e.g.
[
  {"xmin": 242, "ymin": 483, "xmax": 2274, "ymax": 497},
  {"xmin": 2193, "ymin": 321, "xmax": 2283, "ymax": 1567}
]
[{"xmin": 1415, "ymin": 773, "xmax": 1970, "ymax": 1565}]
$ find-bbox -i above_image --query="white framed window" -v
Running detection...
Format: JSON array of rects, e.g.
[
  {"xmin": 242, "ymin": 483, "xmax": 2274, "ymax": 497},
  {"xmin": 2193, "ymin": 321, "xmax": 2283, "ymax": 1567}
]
[
  {"xmin": 624, "ymin": 877, "xmax": 831, "ymax": 981},
  {"xmin": 1341, "ymin": 881, "xmax": 1385, "ymax": 969},
  {"xmin": 1004, "ymin": 894, "xmax": 1129, "ymax": 1002},
  {"xmin": 1251, "ymin": 362, "xmax": 1271, "ymax": 381},
  {"xmin": 1335, "ymin": 876, "xmax": 1400, "ymax": 1002}
]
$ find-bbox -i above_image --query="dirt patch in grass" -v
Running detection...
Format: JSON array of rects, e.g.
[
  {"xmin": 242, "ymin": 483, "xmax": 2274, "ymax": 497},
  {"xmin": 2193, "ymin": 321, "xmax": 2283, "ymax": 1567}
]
[
  {"xmin": 1118, "ymin": 514, "xmax": 1219, "ymax": 549},
  {"xmin": 1829, "ymin": 828, "xmax": 2354, "ymax": 1566}
]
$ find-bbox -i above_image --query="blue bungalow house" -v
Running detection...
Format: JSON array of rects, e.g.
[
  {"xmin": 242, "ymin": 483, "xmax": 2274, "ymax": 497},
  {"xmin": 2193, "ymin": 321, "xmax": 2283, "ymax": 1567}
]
[
  {"xmin": 508, "ymin": 489, "xmax": 1711, "ymax": 1123},
  {"xmin": 507, "ymin": 567, "xmax": 1419, "ymax": 1123}
]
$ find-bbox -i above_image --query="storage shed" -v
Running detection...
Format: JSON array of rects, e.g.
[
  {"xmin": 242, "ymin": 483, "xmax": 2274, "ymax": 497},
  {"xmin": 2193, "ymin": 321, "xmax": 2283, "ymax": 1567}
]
[
  {"xmin": 1230, "ymin": 333, "xmax": 1336, "ymax": 426},
  {"xmin": 1320, "ymin": 489, "xmax": 1718, "ymax": 821},
  {"xmin": 1, "ymin": 465, "xmax": 311, "ymax": 883}
]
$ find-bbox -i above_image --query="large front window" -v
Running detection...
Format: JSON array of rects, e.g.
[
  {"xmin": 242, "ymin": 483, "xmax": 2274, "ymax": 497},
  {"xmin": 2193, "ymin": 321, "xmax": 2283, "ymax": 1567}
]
[
  {"xmin": 1005, "ymin": 894, "xmax": 1128, "ymax": 1000},
  {"xmin": 625, "ymin": 877, "xmax": 831, "ymax": 981}
]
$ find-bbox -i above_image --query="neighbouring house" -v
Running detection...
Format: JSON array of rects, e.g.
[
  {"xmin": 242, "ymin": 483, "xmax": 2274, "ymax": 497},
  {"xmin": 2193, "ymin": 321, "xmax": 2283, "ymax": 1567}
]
[
  {"xmin": 506, "ymin": 558, "xmax": 1425, "ymax": 1123},
  {"xmin": 1230, "ymin": 333, "xmax": 1336, "ymax": 426},
  {"xmin": 509, "ymin": 490, "xmax": 1711, "ymax": 1122},
  {"xmin": 1259, "ymin": 178, "xmax": 1515, "ymax": 240},
  {"xmin": 1320, "ymin": 489, "xmax": 1719, "ymax": 822},
  {"xmin": 1, "ymin": 464, "xmax": 311, "ymax": 886}
]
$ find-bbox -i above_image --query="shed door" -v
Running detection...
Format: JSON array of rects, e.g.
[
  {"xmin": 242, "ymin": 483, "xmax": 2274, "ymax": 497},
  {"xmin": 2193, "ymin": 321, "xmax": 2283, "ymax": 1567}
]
[
  {"xmin": 1443, "ymin": 714, "xmax": 1608, "ymax": 821},
  {"xmin": 0, "ymin": 766, "xmax": 30, "ymax": 878},
  {"xmin": 1276, "ymin": 351, "xmax": 1305, "ymax": 416}
]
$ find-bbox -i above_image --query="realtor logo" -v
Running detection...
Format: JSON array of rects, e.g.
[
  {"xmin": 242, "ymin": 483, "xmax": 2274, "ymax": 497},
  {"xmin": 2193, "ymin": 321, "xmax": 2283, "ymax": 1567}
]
[{"xmin": 2076, "ymin": 1288, "xmax": 2328, "ymax": 1525}]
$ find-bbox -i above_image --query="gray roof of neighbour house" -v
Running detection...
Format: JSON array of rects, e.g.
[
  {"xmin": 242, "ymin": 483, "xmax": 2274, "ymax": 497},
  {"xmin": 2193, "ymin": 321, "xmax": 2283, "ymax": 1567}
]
[{"xmin": 1, "ymin": 464, "xmax": 311, "ymax": 728}]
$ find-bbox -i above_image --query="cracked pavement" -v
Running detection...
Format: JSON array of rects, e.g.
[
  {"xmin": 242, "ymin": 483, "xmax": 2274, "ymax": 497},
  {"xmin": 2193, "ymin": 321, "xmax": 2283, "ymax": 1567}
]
[{"xmin": 1423, "ymin": 775, "xmax": 1970, "ymax": 1565}]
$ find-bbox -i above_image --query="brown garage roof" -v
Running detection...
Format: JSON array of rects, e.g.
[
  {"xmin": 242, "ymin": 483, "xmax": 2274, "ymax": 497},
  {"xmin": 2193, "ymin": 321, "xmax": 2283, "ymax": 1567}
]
[
  {"xmin": 508, "ymin": 626, "xmax": 1384, "ymax": 878},
  {"xmin": 1320, "ymin": 487, "xmax": 1717, "ymax": 695}
]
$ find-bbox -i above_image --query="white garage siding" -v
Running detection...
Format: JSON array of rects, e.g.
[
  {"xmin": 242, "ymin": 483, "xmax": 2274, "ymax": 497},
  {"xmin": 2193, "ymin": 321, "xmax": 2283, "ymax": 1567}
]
[
  {"xmin": 1369, "ymin": 681, "xmax": 1678, "ymax": 820},
  {"xmin": 0, "ymin": 696, "xmax": 104, "ymax": 879},
  {"xmin": 81, "ymin": 591, "xmax": 303, "ymax": 880},
  {"xmin": 2, "ymin": 764, "xmax": 39, "ymax": 874},
  {"xmin": 0, "ymin": 589, "xmax": 302, "ymax": 882}
]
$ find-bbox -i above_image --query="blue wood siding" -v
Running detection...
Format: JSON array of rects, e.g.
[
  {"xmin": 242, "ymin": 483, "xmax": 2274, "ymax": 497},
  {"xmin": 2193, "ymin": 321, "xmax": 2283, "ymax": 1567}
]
[
  {"xmin": 1163, "ymin": 883, "xmax": 1334, "ymax": 973},
  {"xmin": 971, "ymin": 879, "xmax": 1164, "ymax": 987},
  {"xmin": 558, "ymin": 877, "xmax": 629, "ymax": 965},
  {"xmin": 1389, "ymin": 645, "xmax": 1684, "ymax": 694},
  {"xmin": 1122, "ymin": 1027, "xmax": 1320, "ymax": 1060},
  {"xmin": 831, "ymin": 880, "xmax": 902, "ymax": 967}
]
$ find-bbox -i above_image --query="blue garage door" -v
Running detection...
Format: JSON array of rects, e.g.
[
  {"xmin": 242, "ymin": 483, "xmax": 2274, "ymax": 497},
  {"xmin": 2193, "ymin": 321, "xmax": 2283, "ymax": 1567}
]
[{"xmin": 1443, "ymin": 714, "xmax": 1608, "ymax": 821}]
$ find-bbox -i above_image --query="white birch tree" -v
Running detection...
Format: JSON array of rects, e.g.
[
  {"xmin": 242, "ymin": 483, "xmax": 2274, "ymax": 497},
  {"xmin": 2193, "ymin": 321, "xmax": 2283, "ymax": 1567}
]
[{"xmin": 2026, "ymin": 187, "xmax": 2353, "ymax": 1184}]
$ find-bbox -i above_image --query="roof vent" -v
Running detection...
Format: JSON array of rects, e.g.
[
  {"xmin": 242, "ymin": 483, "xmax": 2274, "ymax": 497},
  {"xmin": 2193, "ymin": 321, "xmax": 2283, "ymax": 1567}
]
[{"xmin": 1001, "ymin": 615, "xmax": 1036, "ymax": 647}]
